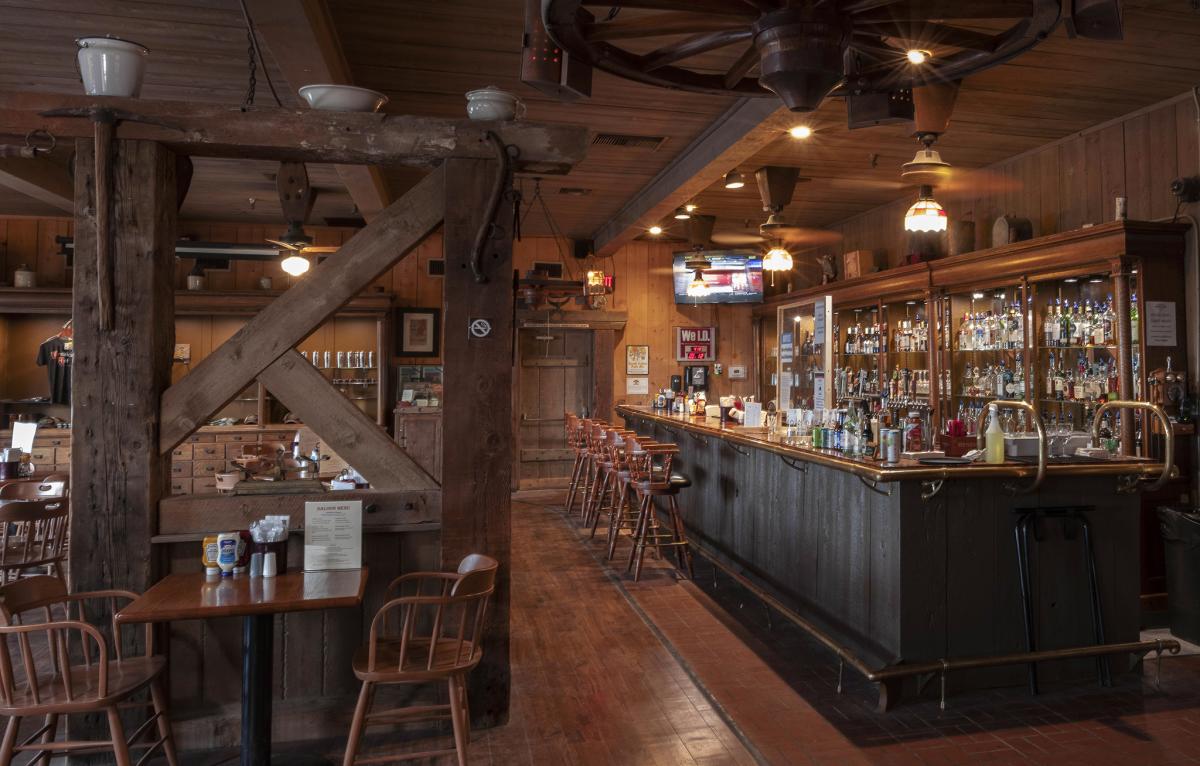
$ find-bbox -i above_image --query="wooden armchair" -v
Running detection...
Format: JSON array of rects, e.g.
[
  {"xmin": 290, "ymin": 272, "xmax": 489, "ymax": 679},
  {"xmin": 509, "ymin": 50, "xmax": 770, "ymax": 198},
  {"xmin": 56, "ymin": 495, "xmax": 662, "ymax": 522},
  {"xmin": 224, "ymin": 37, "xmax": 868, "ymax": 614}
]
[
  {"xmin": 0, "ymin": 500, "xmax": 69, "ymax": 584},
  {"xmin": 343, "ymin": 554, "xmax": 499, "ymax": 766},
  {"xmin": 0, "ymin": 575, "xmax": 178, "ymax": 766}
]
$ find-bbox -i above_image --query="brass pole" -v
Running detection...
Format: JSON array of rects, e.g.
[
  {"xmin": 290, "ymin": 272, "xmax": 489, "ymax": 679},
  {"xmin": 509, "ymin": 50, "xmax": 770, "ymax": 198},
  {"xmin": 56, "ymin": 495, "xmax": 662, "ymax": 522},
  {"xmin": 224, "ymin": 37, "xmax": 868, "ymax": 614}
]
[{"xmin": 1111, "ymin": 261, "xmax": 1135, "ymax": 454}]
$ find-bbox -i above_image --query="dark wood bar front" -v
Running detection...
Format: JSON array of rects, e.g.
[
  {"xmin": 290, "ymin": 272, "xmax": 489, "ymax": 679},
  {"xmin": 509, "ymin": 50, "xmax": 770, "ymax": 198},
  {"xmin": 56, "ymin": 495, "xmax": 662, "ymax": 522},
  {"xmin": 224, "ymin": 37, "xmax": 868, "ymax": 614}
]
[{"xmin": 620, "ymin": 405, "xmax": 1167, "ymax": 707}]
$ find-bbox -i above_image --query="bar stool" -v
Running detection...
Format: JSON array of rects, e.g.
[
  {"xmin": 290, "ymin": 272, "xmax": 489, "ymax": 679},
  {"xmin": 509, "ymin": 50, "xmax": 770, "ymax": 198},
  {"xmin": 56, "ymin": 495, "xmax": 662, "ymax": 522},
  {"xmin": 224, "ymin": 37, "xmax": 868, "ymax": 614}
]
[
  {"xmin": 626, "ymin": 434, "xmax": 694, "ymax": 582},
  {"xmin": 1013, "ymin": 505, "xmax": 1110, "ymax": 694},
  {"xmin": 583, "ymin": 424, "xmax": 627, "ymax": 534},
  {"xmin": 588, "ymin": 427, "xmax": 636, "ymax": 542},
  {"xmin": 606, "ymin": 432, "xmax": 669, "ymax": 561},
  {"xmin": 579, "ymin": 421, "xmax": 610, "ymax": 524},
  {"xmin": 563, "ymin": 413, "xmax": 588, "ymax": 514}
]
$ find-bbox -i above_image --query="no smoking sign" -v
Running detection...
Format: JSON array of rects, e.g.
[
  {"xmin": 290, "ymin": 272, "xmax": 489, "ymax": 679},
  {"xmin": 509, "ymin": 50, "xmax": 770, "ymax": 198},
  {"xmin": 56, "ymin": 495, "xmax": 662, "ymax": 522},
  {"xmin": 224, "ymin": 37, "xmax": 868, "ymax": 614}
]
[{"xmin": 468, "ymin": 318, "xmax": 493, "ymax": 338}]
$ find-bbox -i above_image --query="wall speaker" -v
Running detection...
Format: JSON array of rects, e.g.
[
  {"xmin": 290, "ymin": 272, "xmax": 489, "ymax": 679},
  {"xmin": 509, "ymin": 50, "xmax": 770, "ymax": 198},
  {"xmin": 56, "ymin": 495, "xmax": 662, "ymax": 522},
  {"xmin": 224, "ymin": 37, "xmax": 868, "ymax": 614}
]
[{"xmin": 1067, "ymin": 0, "xmax": 1124, "ymax": 40}]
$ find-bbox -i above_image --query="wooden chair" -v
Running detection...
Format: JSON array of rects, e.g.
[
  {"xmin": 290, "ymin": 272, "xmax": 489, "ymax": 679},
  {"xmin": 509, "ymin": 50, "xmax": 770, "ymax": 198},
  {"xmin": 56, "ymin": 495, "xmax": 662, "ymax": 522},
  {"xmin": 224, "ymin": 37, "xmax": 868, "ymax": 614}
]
[
  {"xmin": 0, "ymin": 575, "xmax": 179, "ymax": 766},
  {"xmin": 0, "ymin": 500, "xmax": 69, "ymax": 584},
  {"xmin": 0, "ymin": 479, "xmax": 67, "ymax": 501},
  {"xmin": 343, "ymin": 554, "xmax": 499, "ymax": 766},
  {"xmin": 625, "ymin": 435, "xmax": 694, "ymax": 582}
]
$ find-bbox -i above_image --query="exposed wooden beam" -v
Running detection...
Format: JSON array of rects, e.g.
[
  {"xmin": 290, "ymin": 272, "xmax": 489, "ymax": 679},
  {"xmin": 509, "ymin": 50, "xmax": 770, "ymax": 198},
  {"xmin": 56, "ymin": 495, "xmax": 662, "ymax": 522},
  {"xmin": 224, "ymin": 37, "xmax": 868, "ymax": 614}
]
[
  {"xmin": 0, "ymin": 157, "xmax": 73, "ymax": 212},
  {"xmin": 247, "ymin": 0, "xmax": 391, "ymax": 221},
  {"xmin": 258, "ymin": 350, "xmax": 437, "ymax": 490},
  {"xmin": 159, "ymin": 167, "xmax": 446, "ymax": 453},
  {"xmin": 591, "ymin": 97, "xmax": 791, "ymax": 256},
  {"xmin": 0, "ymin": 92, "xmax": 588, "ymax": 174}
]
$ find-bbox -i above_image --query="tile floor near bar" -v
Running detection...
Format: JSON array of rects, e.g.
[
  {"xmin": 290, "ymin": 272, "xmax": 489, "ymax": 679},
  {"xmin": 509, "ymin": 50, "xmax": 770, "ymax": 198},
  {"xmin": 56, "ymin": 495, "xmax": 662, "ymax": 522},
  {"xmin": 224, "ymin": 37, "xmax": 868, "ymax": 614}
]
[{"xmin": 200, "ymin": 490, "xmax": 1200, "ymax": 765}]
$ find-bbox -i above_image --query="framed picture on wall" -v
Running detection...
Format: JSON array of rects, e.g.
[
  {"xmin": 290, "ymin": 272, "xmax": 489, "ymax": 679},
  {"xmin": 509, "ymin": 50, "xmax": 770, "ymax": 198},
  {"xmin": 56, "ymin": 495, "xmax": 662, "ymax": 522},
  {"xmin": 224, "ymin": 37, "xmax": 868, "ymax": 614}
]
[
  {"xmin": 626, "ymin": 344, "xmax": 649, "ymax": 375},
  {"xmin": 397, "ymin": 308, "xmax": 440, "ymax": 357}
]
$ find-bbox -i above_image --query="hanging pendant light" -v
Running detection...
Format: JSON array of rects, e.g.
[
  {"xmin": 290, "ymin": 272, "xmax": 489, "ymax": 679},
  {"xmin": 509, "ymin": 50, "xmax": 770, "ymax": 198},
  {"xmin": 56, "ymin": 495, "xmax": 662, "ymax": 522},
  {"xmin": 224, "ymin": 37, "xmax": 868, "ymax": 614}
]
[
  {"xmin": 674, "ymin": 206, "xmax": 692, "ymax": 220},
  {"xmin": 686, "ymin": 269, "xmax": 708, "ymax": 298},
  {"xmin": 723, "ymin": 170, "xmax": 745, "ymax": 189},
  {"xmin": 763, "ymin": 245, "xmax": 793, "ymax": 272},
  {"xmin": 762, "ymin": 245, "xmax": 792, "ymax": 287},
  {"xmin": 904, "ymin": 185, "xmax": 947, "ymax": 233}
]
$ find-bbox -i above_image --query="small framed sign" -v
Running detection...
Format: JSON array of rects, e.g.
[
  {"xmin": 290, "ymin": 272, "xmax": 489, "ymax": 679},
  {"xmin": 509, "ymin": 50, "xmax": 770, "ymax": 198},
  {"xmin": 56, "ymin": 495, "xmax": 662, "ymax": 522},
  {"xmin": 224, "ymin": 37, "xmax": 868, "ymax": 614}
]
[
  {"xmin": 675, "ymin": 326, "xmax": 716, "ymax": 362},
  {"xmin": 397, "ymin": 308, "xmax": 440, "ymax": 357},
  {"xmin": 626, "ymin": 344, "xmax": 649, "ymax": 375}
]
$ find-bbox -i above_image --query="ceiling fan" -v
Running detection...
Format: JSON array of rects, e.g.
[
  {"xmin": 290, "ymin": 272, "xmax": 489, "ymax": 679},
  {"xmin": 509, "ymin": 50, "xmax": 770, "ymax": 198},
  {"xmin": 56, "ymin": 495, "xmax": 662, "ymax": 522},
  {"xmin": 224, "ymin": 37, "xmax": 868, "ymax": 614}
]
[
  {"xmin": 710, "ymin": 166, "xmax": 842, "ymax": 249},
  {"xmin": 264, "ymin": 162, "xmax": 339, "ymax": 276}
]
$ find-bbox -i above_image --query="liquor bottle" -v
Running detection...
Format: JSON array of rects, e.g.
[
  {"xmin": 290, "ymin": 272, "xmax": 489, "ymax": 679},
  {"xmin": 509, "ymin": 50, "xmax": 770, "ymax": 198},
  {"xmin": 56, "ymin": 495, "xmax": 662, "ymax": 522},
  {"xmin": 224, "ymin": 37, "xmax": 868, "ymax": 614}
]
[
  {"xmin": 1130, "ymin": 292, "xmax": 1139, "ymax": 342},
  {"xmin": 1043, "ymin": 299, "xmax": 1057, "ymax": 347},
  {"xmin": 1045, "ymin": 352, "xmax": 1056, "ymax": 399},
  {"xmin": 860, "ymin": 405, "xmax": 874, "ymax": 458}
]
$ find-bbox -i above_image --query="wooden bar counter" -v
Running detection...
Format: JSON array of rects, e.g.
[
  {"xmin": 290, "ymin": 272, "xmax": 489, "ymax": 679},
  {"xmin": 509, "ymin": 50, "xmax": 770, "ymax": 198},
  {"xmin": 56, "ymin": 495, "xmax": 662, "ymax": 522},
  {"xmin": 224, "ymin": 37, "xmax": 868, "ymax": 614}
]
[{"xmin": 619, "ymin": 405, "xmax": 1169, "ymax": 704}]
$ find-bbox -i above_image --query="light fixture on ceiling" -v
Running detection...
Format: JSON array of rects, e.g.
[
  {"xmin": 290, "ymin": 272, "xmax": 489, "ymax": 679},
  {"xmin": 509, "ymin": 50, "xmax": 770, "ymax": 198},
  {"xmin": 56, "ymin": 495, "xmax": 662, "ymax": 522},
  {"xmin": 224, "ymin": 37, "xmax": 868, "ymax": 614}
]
[
  {"xmin": 1089, "ymin": 276, "xmax": 1105, "ymax": 283},
  {"xmin": 686, "ymin": 269, "xmax": 708, "ymax": 298},
  {"xmin": 762, "ymin": 245, "xmax": 793, "ymax": 286},
  {"xmin": 674, "ymin": 206, "xmax": 692, "ymax": 220},
  {"xmin": 281, "ymin": 254, "xmax": 311, "ymax": 276},
  {"xmin": 971, "ymin": 292, "xmax": 985, "ymax": 300},
  {"xmin": 788, "ymin": 125, "xmax": 813, "ymax": 140},
  {"xmin": 684, "ymin": 203, "xmax": 698, "ymax": 213},
  {"xmin": 906, "ymin": 49, "xmax": 931, "ymax": 65},
  {"xmin": 904, "ymin": 185, "xmax": 948, "ymax": 233},
  {"xmin": 1063, "ymin": 277, "xmax": 1079, "ymax": 283},
  {"xmin": 723, "ymin": 170, "xmax": 746, "ymax": 189},
  {"xmin": 647, "ymin": 225, "xmax": 663, "ymax": 236},
  {"xmin": 763, "ymin": 246, "xmax": 793, "ymax": 272}
]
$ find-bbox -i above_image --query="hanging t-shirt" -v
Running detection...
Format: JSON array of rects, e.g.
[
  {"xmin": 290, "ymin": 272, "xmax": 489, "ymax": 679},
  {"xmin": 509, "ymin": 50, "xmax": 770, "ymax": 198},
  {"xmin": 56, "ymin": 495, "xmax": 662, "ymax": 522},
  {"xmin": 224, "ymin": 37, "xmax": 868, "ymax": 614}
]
[{"xmin": 35, "ymin": 335, "xmax": 73, "ymax": 405}]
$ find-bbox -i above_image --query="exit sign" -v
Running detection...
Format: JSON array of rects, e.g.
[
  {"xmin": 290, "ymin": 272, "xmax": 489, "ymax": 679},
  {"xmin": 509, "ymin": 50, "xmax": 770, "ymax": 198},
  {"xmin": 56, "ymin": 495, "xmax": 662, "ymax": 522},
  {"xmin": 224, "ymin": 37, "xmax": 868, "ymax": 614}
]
[{"xmin": 675, "ymin": 326, "xmax": 716, "ymax": 362}]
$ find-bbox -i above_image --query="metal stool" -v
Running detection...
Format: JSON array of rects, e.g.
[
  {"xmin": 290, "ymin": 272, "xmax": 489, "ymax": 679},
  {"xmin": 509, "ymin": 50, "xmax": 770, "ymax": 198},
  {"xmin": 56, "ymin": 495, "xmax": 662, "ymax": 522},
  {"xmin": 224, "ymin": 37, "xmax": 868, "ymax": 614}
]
[
  {"xmin": 1013, "ymin": 505, "xmax": 1111, "ymax": 694},
  {"xmin": 626, "ymin": 435, "xmax": 694, "ymax": 582}
]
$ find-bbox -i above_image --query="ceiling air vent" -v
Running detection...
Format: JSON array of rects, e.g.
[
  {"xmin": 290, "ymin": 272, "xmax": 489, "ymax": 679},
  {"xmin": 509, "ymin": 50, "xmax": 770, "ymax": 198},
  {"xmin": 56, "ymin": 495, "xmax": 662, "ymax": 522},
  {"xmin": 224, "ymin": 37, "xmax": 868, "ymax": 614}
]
[
  {"xmin": 557, "ymin": 187, "xmax": 592, "ymax": 196},
  {"xmin": 591, "ymin": 132, "xmax": 668, "ymax": 151}
]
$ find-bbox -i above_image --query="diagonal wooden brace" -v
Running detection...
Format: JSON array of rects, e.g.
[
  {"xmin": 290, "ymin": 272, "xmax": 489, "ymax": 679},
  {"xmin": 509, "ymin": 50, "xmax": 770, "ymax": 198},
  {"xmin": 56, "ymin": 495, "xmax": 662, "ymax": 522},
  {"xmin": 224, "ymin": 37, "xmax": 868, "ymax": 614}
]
[
  {"xmin": 159, "ymin": 166, "xmax": 446, "ymax": 454},
  {"xmin": 258, "ymin": 350, "xmax": 437, "ymax": 491}
]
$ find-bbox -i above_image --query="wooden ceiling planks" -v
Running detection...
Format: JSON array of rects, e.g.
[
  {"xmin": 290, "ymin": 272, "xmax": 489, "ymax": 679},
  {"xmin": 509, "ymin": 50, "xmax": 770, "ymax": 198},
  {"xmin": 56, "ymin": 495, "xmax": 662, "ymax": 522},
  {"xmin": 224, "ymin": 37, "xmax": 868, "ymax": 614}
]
[{"xmin": 0, "ymin": 0, "xmax": 1197, "ymax": 243}]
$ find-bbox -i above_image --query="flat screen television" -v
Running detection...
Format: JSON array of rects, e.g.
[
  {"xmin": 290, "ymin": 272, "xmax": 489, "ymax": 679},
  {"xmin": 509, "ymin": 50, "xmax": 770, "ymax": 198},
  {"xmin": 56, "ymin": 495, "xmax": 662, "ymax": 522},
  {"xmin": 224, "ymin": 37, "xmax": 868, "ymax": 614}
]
[{"xmin": 672, "ymin": 251, "xmax": 763, "ymax": 304}]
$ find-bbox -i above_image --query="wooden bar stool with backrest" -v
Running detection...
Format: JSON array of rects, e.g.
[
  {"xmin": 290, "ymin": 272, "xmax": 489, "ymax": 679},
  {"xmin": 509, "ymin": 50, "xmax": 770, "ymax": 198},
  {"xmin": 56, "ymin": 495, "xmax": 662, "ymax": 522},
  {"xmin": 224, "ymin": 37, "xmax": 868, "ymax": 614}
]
[
  {"xmin": 626, "ymin": 434, "xmax": 695, "ymax": 582},
  {"xmin": 563, "ymin": 413, "xmax": 588, "ymax": 516},
  {"xmin": 0, "ymin": 575, "xmax": 180, "ymax": 766},
  {"xmin": 578, "ymin": 421, "xmax": 609, "ymax": 524},
  {"xmin": 606, "ymin": 431, "xmax": 672, "ymax": 561},
  {"xmin": 0, "ymin": 500, "xmax": 69, "ymax": 584},
  {"xmin": 343, "ymin": 554, "xmax": 499, "ymax": 766},
  {"xmin": 587, "ymin": 426, "xmax": 635, "ymax": 541}
]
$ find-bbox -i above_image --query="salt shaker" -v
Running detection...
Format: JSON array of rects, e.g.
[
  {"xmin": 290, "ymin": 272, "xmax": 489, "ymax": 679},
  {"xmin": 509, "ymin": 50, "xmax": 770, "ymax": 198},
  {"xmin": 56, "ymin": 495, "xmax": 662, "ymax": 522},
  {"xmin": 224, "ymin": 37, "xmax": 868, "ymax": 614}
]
[{"xmin": 263, "ymin": 552, "xmax": 278, "ymax": 578}]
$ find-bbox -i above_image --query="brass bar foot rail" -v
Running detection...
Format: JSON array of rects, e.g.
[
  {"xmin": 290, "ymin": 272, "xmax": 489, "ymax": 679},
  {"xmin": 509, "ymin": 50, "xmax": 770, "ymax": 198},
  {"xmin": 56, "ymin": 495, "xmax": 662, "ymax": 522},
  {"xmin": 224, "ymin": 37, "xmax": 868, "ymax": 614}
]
[{"xmin": 688, "ymin": 541, "xmax": 1181, "ymax": 713}]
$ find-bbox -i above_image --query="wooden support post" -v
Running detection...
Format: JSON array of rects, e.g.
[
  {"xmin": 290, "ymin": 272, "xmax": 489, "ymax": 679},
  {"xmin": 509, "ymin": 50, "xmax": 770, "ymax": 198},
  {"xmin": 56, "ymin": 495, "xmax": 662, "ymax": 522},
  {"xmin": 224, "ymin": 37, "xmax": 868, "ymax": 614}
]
[
  {"xmin": 258, "ymin": 350, "xmax": 437, "ymax": 490},
  {"xmin": 592, "ymin": 329, "xmax": 615, "ymax": 421},
  {"xmin": 1112, "ymin": 260, "xmax": 1136, "ymax": 454},
  {"xmin": 440, "ymin": 157, "xmax": 513, "ymax": 726},
  {"xmin": 69, "ymin": 137, "xmax": 176, "ymax": 751}
]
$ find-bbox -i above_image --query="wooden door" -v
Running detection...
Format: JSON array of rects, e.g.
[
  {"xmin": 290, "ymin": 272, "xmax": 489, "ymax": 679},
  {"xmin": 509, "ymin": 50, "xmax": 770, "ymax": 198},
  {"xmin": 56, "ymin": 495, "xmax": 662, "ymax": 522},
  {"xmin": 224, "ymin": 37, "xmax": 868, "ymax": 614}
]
[{"xmin": 517, "ymin": 328, "xmax": 592, "ymax": 489}]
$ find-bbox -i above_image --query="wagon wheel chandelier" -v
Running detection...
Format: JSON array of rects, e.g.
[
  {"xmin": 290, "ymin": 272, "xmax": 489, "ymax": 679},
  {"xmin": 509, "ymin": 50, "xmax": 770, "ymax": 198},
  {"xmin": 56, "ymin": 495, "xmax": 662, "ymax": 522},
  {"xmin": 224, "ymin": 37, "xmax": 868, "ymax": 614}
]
[{"xmin": 541, "ymin": 1, "xmax": 1120, "ymax": 114}]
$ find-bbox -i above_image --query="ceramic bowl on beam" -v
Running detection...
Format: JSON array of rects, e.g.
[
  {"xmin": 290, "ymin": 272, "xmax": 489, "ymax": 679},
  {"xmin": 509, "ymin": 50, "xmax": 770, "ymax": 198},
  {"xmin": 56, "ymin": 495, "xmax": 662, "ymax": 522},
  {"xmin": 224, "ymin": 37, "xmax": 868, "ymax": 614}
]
[{"xmin": 298, "ymin": 84, "xmax": 388, "ymax": 113}]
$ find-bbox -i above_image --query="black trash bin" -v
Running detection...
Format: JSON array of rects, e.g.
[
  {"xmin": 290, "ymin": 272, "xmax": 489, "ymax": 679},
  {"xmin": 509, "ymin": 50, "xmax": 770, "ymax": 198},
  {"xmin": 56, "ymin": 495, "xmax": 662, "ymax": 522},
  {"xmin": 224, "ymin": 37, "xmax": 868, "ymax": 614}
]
[{"xmin": 1159, "ymin": 506, "xmax": 1200, "ymax": 645}]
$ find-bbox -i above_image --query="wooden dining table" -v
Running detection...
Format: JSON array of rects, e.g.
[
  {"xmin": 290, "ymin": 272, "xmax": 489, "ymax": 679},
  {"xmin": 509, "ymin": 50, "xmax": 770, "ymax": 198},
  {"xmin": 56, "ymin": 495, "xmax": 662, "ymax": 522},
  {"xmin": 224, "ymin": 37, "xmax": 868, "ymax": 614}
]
[{"xmin": 116, "ymin": 568, "xmax": 368, "ymax": 766}]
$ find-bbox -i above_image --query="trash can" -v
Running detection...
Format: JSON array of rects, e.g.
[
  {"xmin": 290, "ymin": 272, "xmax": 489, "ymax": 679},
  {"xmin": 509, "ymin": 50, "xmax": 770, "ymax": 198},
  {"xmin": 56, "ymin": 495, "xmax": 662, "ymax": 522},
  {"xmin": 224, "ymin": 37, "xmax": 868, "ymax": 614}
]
[{"xmin": 1159, "ymin": 506, "xmax": 1200, "ymax": 645}]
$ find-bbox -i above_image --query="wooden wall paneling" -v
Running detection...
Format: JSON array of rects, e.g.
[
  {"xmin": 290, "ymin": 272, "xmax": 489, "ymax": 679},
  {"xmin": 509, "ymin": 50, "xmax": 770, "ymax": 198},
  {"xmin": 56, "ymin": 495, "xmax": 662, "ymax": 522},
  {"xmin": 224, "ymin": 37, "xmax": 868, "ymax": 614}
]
[
  {"xmin": 592, "ymin": 328, "xmax": 615, "ymax": 423},
  {"xmin": 1096, "ymin": 123, "xmax": 1126, "ymax": 225},
  {"xmin": 1059, "ymin": 138, "xmax": 1088, "ymax": 232},
  {"xmin": 1082, "ymin": 129, "xmax": 1107, "ymax": 225},
  {"xmin": 1037, "ymin": 147, "xmax": 1061, "ymax": 237},
  {"xmin": 440, "ymin": 157, "xmax": 513, "ymax": 725},
  {"xmin": 35, "ymin": 218, "xmax": 67, "ymax": 287},
  {"xmin": 4, "ymin": 218, "xmax": 37, "ymax": 285},
  {"xmin": 1147, "ymin": 105, "xmax": 1180, "ymax": 220}
]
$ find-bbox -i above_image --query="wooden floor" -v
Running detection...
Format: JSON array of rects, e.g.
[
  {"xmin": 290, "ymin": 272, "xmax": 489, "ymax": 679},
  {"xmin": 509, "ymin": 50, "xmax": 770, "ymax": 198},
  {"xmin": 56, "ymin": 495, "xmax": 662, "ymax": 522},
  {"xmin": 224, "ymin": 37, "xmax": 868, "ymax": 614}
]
[{"xmin": 30, "ymin": 488, "xmax": 1200, "ymax": 764}]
